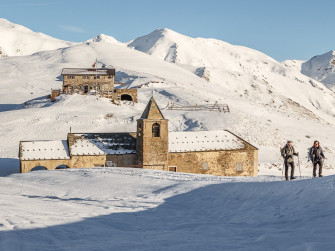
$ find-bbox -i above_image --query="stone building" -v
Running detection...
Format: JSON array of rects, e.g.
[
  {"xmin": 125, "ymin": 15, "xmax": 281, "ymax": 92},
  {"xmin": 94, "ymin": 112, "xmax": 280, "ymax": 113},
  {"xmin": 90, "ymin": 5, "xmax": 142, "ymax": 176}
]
[
  {"xmin": 19, "ymin": 97, "xmax": 258, "ymax": 176},
  {"xmin": 61, "ymin": 67, "xmax": 137, "ymax": 103}
]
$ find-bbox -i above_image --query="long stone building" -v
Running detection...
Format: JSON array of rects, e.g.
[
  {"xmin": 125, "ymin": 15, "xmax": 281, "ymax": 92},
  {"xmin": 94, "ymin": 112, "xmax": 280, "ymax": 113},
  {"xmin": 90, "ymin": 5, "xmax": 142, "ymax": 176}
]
[
  {"xmin": 61, "ymin": 66, "xmax": 137, "ymax": 103},
  {"xmin": 19, "ymin": 97, "xmax": 258, "ymax": 176}
]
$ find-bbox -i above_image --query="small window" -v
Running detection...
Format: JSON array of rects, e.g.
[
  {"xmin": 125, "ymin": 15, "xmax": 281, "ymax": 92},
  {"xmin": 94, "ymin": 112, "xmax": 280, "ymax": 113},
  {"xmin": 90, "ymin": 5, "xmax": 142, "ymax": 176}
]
[
  {"xmin": 202, "ymin": 162, "xmax": 208, "ymax": 170},
  {"xmin": 152, "ymin": 123, "xmax": 160, "ymax": 137},
  {"xmin": 236, "ymin": 163, "xmax": 243, "ymax": 172},
  {"xmin": 94, "ymin": 76, "xmax": 101, "ymax": 79},
  {"xmin": 67, "ymin": 75, "xmax": 75, "ymax": 79},
  {"xmin": 169, "ymin": 166, "xmax": 177, "ymax": 172}
]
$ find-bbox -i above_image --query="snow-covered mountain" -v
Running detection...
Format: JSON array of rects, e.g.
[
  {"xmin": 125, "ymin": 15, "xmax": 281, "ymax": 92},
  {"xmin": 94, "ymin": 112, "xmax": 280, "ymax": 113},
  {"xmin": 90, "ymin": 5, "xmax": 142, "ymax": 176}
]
[
  {"xmin": 0, "ymin": 18, "xmax": 75, "ymax": 57},
  {"xmin": 128, "ymin": 28, "xmax": 335, "ymax": 119},
  {"xmin": 1, "ymin": 20, "xmax": 335, "ymax": 171},
  {"xmin": 283, "ymin": 51, "xmax": 335, "ymax": 92},
  {"xmin": 2, "ymin": 19, "xmax": 335, "ymax": 251},
  {"xmin": 127, "ymin": 28, "xmax": 278, "ymax": 68},
  {"xmin": 301, "ymin": 51, "xmax": 335, "ymax": 91},
  {"xmin": 85, "ymin": 34, "xmax": 123, "ymax": 45}
]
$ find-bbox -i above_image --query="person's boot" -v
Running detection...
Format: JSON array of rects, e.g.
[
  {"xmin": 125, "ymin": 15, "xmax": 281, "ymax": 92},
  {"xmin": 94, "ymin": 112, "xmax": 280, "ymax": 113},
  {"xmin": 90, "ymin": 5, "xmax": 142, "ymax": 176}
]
[
  {"xmin": 290, "ymin": 177, "xmax": 296, "ymax": 180},
  {"xmin": 313, "ymin": 174, "xmax": 316, "ymax": 178},
  {"xmin": 319, "ymin": 174, "xmax": 323, "ymax": 177}
]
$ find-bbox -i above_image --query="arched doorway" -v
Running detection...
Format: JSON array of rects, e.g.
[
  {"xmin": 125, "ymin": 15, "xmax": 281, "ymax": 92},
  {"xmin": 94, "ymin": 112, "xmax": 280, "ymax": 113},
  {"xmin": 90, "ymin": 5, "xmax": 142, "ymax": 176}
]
[
  {"xmin": 120, "ymin": 94, "xmax": 133, "ymax": 101},
  {"xmin": 55, "ymin": 164, "xmax": 70, "ymax": 169},
  {"xmin": 84, "ymin": 85, "xmax": 89, "ymax": 94},
  {"xmin": 31, "ymin": 166, "xmax": 47, "ymax": 171}
]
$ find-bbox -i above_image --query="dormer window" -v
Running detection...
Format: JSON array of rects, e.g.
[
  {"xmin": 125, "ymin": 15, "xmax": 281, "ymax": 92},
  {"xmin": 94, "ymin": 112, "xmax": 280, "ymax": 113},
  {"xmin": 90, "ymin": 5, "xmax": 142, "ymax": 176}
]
[{"xmin": 152, "ymin": 123, "xmax": 160, "ymax": 137}]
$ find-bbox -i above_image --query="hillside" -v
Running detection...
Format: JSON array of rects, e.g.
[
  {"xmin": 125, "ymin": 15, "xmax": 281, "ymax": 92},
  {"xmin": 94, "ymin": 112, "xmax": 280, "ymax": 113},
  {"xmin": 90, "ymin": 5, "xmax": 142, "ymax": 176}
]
[
  {"xmin": 0, "ymin": 18, "xmax": 75, "ymax": 57},
  {"xmin": 1, "ymin": 21, "xmax": 335, "ymax": 175}
]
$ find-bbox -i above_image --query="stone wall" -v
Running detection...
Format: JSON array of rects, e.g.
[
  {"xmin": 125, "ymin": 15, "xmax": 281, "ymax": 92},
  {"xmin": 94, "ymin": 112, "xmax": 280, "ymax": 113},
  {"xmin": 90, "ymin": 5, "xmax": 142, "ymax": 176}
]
[
  {"xmin": 115, "ymin": 89, "xmax": 138, "ymax": 103},
  {"xmin": 62, "ymin": 75, "xmax": 114, "ymax": 94},
  {"xmin": 20, "ymin": 159, "xmax": 72, "ymax": 173},
  {"xmin": 106, "ymin": 154, "xmax": 136, "ymax": 167},
  {"xmin": 20, "ymin": 155, "xmax": 107, "ymax": 173},
  {"xmin": 71, "ymin": 155, "xmax": 106, "ymax": 169},
  {"xmin": 167, "ymin": 149, "xmax": 258, "ymax": 176},
  {"xmin": 136, "ymin": 119, "xmax": 169, "ymax": 168}
]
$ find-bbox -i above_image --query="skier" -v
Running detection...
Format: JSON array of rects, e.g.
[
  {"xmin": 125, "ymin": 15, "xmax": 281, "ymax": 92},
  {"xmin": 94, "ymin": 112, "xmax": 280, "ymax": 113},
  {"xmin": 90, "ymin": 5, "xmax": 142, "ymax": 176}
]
[
  {"xmin": 281, "ymin": 140, "xmax": 299, "ymax": 180},
  {"xmin": 309, "ymin": 140, "xmax": 325, "ymax": 178}
]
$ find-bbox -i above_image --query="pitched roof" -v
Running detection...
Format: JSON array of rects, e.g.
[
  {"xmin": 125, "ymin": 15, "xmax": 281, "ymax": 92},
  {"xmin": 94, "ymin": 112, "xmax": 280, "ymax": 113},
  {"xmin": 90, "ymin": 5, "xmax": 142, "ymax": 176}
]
[
  {"xmin": 20, "ymin": 140, "xmax": 70, "ymax": 160},
  {"xmin": 70, "ymin": 133, "xmax": 136, "ymax": 155},
  {"xmin": 62, "ymin": 68, "xmax": 115, "ymax": 75},
  {"xmin": 140, "ymin": 97, "xmax": 165, "ymax": 120},
  {"xmin": 168, "ymin": 130, "xmax": 246, "ymax": 153}
]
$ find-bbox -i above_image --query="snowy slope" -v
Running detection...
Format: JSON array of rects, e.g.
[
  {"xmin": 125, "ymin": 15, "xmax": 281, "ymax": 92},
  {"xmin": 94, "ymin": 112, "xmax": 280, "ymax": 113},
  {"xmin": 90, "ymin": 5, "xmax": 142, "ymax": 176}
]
[
  {"xmin": 0, "ymin": 23, "xmax": 335, "ymax": 175},
  {"xmin": 1, "ymin": 167, "xmax": 335, "ymax": 250},
  {"xmin": 128, "ymin": 28, "xmax": 335, "ymax": 123},
  {"xmin": 0, "ymin": 18, "xmax": 75, "ymax": 57},
  {"xmin": 301, "ymin": 51, "xmax": 335, "ymax": 91},
  {"xmin": 1, "ymin": 41, "xmax": 335, "ymax": 172}
]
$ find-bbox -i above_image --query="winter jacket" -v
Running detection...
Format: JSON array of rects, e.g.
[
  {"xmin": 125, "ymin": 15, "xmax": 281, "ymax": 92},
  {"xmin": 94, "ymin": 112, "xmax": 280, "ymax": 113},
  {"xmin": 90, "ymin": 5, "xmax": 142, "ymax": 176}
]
[
  {"xmin": 309, "ymin": 147, "xmax": 325, "ymax": 162},
  {"xmin": 281, "ymin": 145, "xmax": 298, "ymax": 163}
]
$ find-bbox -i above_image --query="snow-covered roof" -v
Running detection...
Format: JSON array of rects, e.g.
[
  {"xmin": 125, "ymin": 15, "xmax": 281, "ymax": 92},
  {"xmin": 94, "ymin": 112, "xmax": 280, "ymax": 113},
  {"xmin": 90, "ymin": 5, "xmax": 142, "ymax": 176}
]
[
  {"xmin": 70, "ymin": 133, "xmax": 136, "ymax": 155},
  {"xmin": 20, "ymin": 140, "xmax": 70, "ymax": 160},
  {"xmin": 62, "ymin": 68, "xmax": 115, "ymax": 76},
  {"xmin": 168, "ymin": 130, "xmax": 245, "ymax": 153}
]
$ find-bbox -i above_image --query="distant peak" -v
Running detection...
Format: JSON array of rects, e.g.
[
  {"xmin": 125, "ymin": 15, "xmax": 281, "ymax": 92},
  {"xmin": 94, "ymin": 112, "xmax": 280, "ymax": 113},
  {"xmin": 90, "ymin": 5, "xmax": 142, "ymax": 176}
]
[
  {"xmin": 154, "ymin": 28, "xmax": 181, "ymax": 36},
  {"xmin": 0, "ymin": 18, "xmax": 25, "ymax": 30},
  {"xmin": 85, "ymin": 34, "xmax": 120, "ymax": 44}
]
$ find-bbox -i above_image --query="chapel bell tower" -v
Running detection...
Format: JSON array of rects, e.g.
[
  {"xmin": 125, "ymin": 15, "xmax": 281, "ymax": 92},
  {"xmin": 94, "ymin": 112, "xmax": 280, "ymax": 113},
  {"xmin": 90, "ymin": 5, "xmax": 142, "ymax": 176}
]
[{"xmin": 136, "ymin": 97, "xmax": 169, "ymax": 170}]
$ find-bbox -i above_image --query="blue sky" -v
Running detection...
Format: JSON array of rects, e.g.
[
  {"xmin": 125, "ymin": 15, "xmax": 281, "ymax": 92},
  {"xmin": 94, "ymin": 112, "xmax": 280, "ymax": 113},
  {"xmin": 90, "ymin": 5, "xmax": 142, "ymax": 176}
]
[{"xmin": 1, "ymin": 0, "xmax": 334, "ymax": 61}]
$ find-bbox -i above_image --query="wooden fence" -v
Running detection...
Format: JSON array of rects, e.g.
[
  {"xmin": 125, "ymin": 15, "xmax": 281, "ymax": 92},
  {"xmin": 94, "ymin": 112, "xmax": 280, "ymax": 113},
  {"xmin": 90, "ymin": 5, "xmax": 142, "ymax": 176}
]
[{"xmin": 167, "ymin": 101, "xmax": 230, "ymax": 112}]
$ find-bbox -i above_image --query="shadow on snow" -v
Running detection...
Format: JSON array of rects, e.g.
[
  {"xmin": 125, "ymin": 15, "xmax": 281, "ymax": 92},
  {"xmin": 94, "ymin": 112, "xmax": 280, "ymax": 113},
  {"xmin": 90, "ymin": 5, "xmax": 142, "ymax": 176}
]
[{"xmin": 1, "ymin": 179, "xmax": 335, "ymax": 250}]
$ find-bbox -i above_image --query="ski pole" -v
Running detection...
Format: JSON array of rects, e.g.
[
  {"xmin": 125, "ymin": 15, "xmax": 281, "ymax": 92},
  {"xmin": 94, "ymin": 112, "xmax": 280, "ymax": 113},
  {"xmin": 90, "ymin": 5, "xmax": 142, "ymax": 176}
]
[{"xmin": 298, "ymin": 156, "xmax": 302, "ymax": 179}]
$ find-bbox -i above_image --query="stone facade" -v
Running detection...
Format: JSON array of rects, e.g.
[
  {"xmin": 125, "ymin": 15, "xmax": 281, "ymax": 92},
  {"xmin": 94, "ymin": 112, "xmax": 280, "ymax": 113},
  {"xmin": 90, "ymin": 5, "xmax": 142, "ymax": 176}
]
[
  {"xmin": 168, "ymin": 149, "xmax": 258, "ymax": 176},
  {"xmin": 20, "ymin": 156, "xmax": 106, "ymax": 173},
  {"xmin": 19, "ymin": 97, "xmax": 258, "ymax": 176},
  {"xmin": 136, "ymin": 97, "xmax": 169, "ymax": 170},
  {"xmin": 61, "ymin": 67, "xmax": 137, "ymax": 103}
]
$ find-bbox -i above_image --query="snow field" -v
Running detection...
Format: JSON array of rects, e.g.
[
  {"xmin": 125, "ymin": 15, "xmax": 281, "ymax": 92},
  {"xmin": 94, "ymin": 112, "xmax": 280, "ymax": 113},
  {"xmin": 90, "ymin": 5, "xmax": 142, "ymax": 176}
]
[{"xmin": 0, "ymin": 167, "xmax": 335, "ymax": 250}]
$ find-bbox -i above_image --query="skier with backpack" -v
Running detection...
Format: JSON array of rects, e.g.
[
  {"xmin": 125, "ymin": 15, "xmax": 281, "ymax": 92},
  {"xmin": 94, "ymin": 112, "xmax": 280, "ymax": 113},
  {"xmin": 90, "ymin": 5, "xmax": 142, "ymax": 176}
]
[
  {"xmin": 281, "ymin": 140, "xmax": 299, "ymax": 180},
  {"xmin": 309, "ymin": 140, "xmax": 326, "ymax": 178}
]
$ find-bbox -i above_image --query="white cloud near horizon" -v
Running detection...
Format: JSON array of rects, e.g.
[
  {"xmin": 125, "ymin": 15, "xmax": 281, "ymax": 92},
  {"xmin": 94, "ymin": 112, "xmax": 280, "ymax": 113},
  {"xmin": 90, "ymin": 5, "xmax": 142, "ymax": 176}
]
[{"xmin": 60, "ymin": 25, "xmax": 86, "ymax": 33}]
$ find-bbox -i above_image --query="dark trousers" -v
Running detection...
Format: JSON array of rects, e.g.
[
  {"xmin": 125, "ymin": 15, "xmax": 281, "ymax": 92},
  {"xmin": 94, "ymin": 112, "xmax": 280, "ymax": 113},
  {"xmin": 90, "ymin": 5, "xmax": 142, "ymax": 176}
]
[
  {"xmin": 313, "ymin": 160, "xmax": 323, "ymax": 177},
  {"xmin": 285, "ymin": 161, "xmax": 295, "ymax": 180}
]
